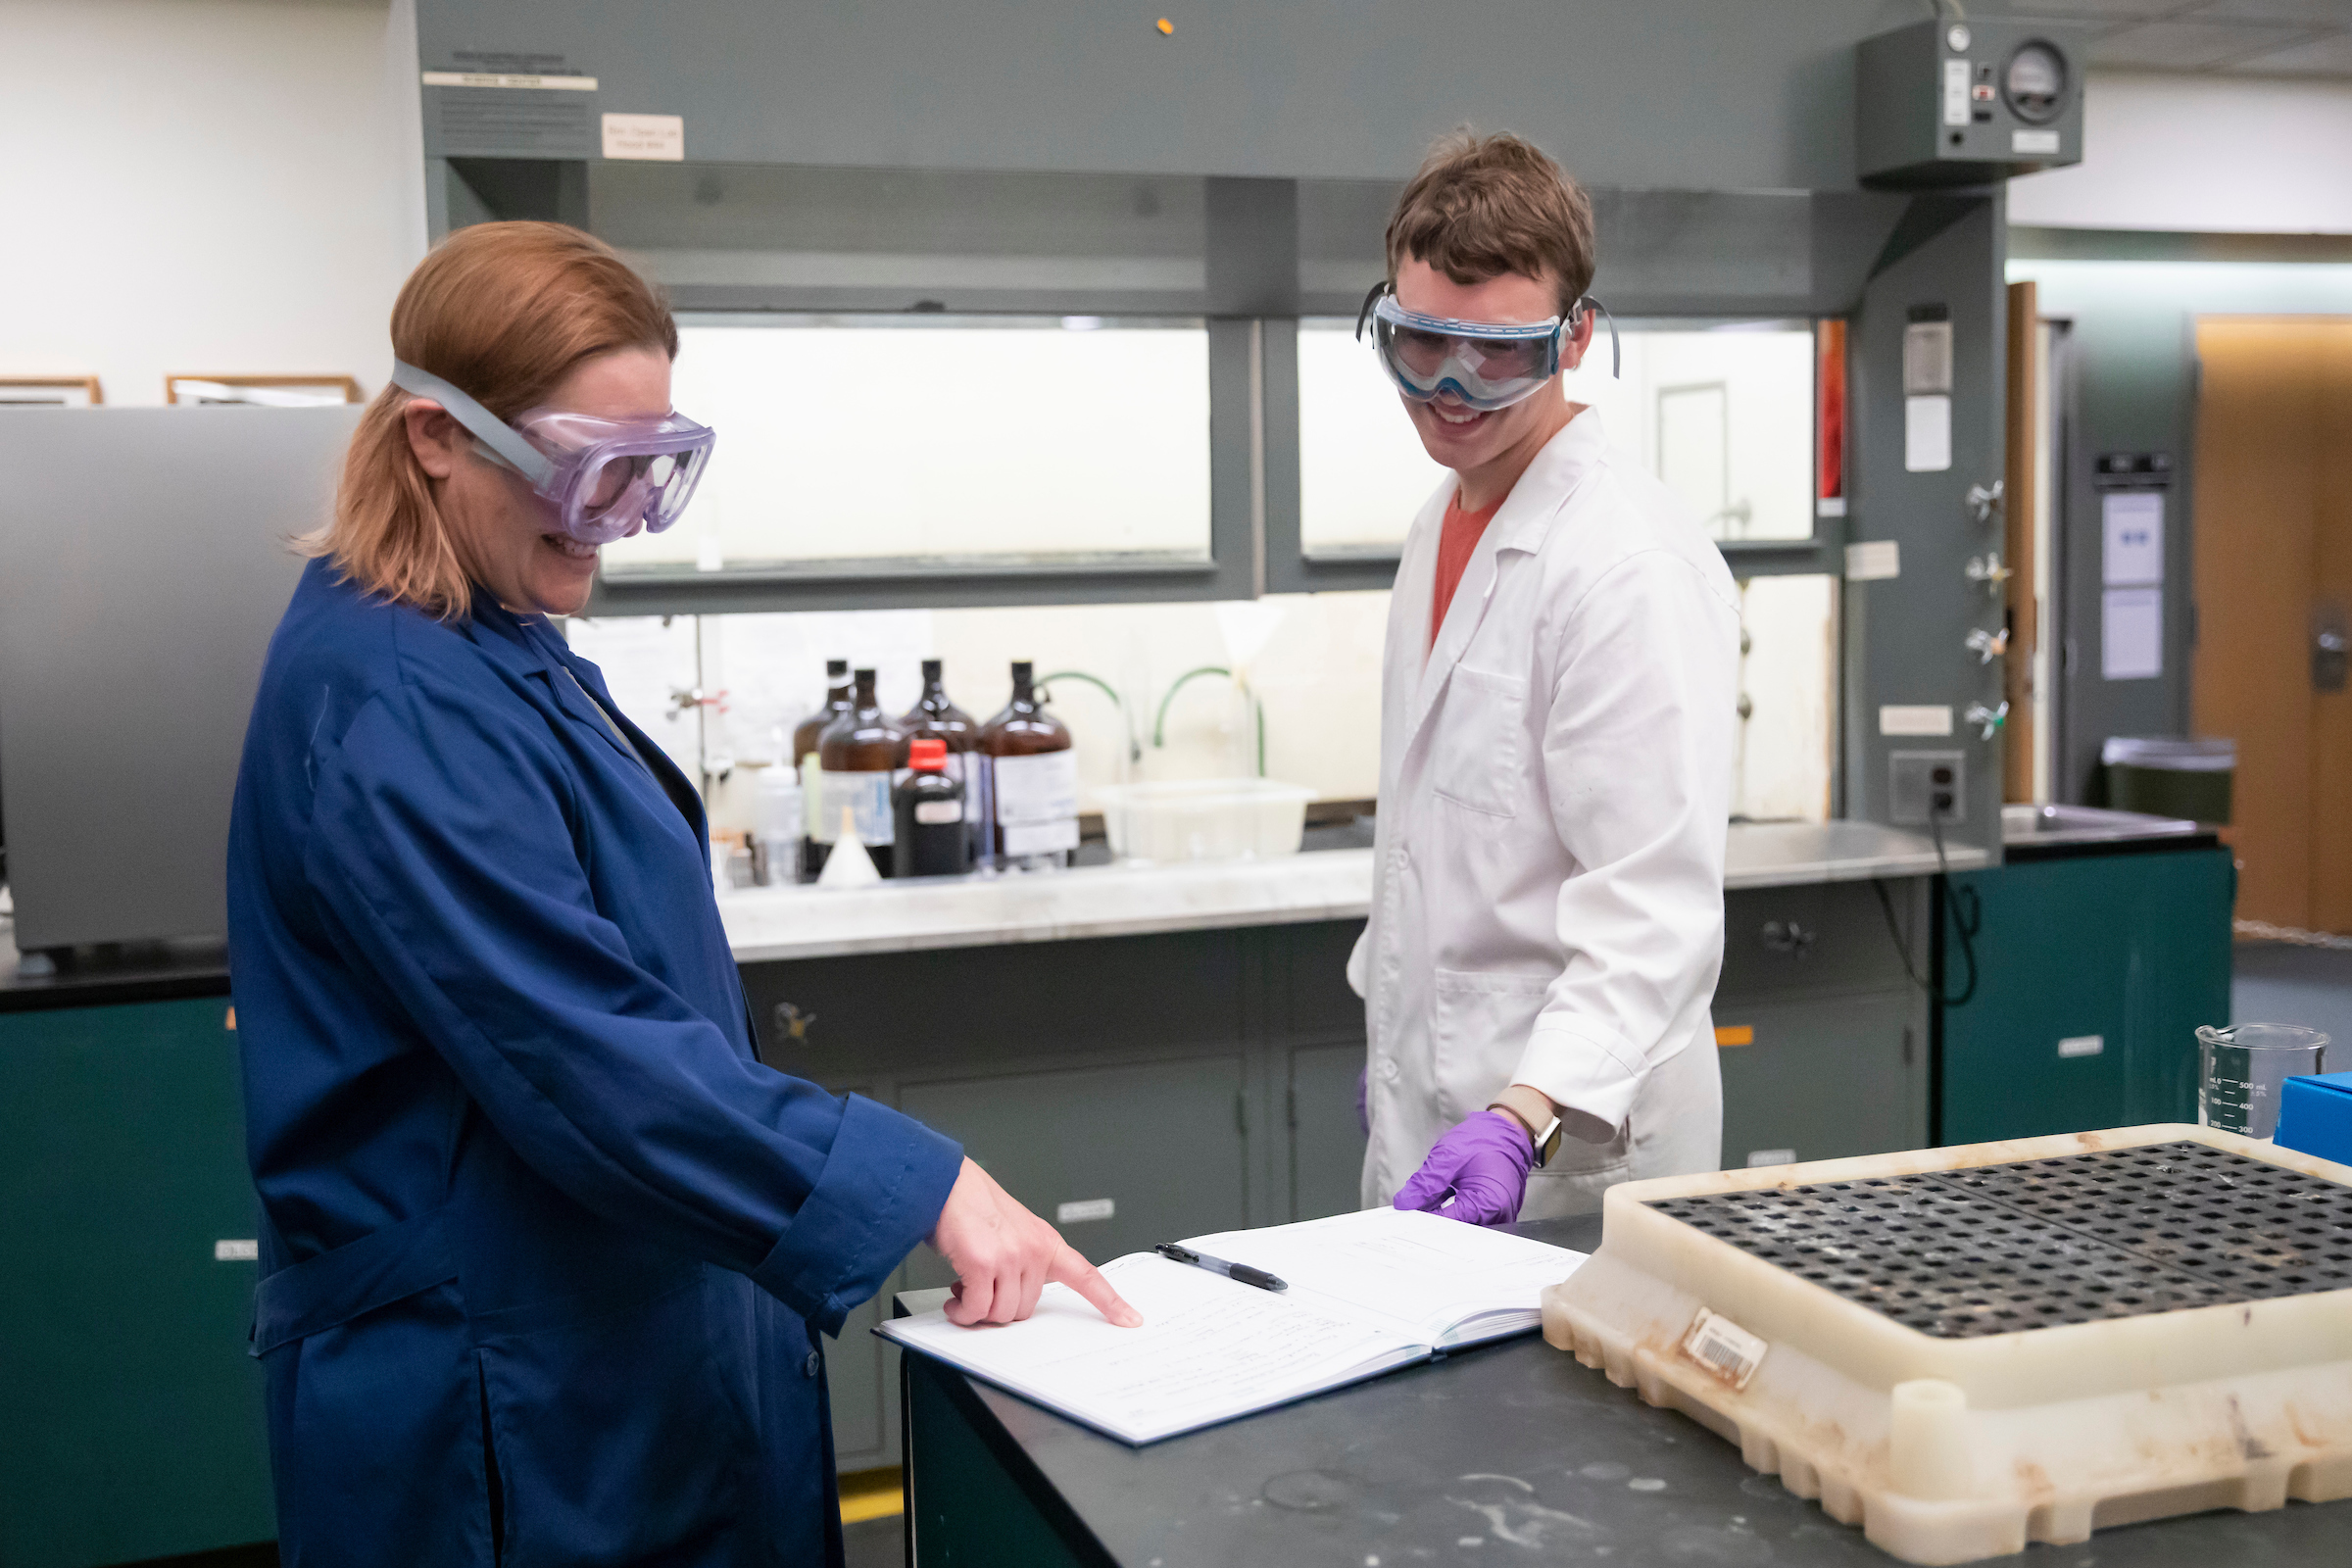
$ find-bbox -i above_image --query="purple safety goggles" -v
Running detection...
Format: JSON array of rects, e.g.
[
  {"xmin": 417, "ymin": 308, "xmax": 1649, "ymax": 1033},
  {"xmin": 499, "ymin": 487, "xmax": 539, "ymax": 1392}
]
[{"xmin": 390, "ymin": 360, "xmax": 714, "ymax": 546}]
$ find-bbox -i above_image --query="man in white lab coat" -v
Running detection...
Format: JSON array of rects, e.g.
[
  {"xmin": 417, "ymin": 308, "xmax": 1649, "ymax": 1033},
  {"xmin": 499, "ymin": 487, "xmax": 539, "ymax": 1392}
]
[{"xmin": 1350, "ymin": 131, "xmax": 1741, "ymax": 1221}]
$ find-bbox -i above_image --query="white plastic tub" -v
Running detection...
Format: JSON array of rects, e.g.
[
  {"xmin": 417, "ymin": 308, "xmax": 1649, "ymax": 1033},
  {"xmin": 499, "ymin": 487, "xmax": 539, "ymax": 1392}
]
[{"xmin": 1094, "ymin": 779, "xmax": 1317, "ymax": 864}]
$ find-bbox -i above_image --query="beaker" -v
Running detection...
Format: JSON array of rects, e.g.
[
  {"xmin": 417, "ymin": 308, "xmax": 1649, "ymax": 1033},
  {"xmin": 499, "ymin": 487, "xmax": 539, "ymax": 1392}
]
[{"xmin": 2196, "ymin": 1024, "xmax": 2330, "ymax": 1139}]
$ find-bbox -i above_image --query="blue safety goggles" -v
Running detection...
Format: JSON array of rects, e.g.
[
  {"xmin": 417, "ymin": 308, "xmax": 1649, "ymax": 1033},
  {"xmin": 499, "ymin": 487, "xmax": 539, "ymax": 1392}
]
[{"xmin": 1356, "ymin": 284, "xmax": 1619, "ymax": 410}]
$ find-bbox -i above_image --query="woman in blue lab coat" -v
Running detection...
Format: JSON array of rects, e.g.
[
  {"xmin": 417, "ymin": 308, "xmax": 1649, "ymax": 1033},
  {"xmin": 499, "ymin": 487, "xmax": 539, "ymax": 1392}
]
[{"xmin": 226, "ymin": 222, "xmax": 1137, "ymax": 1568}]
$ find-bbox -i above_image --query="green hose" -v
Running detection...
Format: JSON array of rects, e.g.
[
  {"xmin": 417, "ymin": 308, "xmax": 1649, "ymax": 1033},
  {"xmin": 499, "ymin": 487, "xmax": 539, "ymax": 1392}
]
[
  {"xmin": 1151, "ymin": 664, "xmax": 1265, "ymax": 777},
  {"xmin": 1035, "ymin": 669, "xmax": 1140, "ymax": 763}
]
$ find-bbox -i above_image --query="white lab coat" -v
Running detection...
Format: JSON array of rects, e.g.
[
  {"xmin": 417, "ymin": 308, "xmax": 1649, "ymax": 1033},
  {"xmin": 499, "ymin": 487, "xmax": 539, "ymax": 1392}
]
[{"xmin": 1349, "ymin": 411, "xmax": 1741, "ymax": 1218}]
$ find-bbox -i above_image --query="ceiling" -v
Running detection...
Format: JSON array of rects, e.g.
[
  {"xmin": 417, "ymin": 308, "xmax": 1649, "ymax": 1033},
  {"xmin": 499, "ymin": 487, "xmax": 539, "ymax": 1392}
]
[{"xmin": 1980, "ymin": 1, "xmax": 2352, "ymax": 75}]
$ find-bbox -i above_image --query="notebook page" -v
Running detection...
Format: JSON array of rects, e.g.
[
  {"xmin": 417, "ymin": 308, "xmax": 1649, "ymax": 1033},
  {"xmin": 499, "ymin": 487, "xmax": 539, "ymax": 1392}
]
[
  {"xmin": 1180, "ymin": 1207, "xmax": 1587, "ymax": 1348},
  {"xmin": 879, "ymin": 1252, "xmax": 1427, "ymax": 1445}
]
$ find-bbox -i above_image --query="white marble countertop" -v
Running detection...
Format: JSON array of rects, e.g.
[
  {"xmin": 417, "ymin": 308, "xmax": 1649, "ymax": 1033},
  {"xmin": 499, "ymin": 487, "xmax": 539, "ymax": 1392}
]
[{"xmin": 721, "ymin": 821, "xmax": 1989, "ymax": 963}]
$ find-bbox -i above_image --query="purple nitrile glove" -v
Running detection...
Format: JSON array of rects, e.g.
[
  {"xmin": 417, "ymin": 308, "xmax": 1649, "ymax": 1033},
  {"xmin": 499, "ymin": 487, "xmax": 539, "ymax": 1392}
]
[
  {"xmin": 1355, "ymin": 1066, "xmax": 1370, "ymax": 1136},
  {"xmin": 1392, "ymin": 1110, "xmax": 1537, "ymax": 1227}
]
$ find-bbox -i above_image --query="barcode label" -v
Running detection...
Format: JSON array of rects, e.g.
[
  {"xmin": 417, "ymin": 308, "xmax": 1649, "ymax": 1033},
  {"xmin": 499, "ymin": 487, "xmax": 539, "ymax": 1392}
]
[{"xmin": 1681, "ymin": 1308, "xmax": 1767, "ymax": 1391}]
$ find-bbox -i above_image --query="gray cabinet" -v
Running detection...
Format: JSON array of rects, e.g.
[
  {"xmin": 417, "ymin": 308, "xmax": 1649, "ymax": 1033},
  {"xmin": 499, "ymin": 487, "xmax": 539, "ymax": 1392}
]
[
  {"xmin": 741, "ymin": 923, "xmax": 1351, "ymax": 1473},
  {"xmin": 1288, "ymin": 1042, "xmax": 1370, "ymax": 1221},
  {"xmin": 898, "ymin": 1054, "xmax": 1252, "ymax": 1288},
  {"xmin": 1716, "ymin": 992, "xmax": 1924, "ymax": 1167},
  {"xmin": 745, "ymin": 887, "xmax": 1932, "ymax": 1472},
  {"xmin": 1714, "ymin": 880, "xmax": 1932, "ymax": 1171}
]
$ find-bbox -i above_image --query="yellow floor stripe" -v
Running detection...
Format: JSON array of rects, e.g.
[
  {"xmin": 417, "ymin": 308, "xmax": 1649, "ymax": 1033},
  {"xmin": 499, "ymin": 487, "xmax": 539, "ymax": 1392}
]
[{"xmin": 840, "ymin": 1466, "xmax": 904, "ymax": 1525}]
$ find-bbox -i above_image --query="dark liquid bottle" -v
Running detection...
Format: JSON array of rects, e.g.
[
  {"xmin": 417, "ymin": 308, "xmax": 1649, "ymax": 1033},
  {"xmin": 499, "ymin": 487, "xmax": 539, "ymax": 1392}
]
[
  {"xmin": 794, "ymin": 660, "xmax": 854, "ymax": 881},
  {"xmin": 900, "ymin": 658, "xmax": 982, "ymax": 865},
  {"xmin": 817, "ymin": 667, "xmax": 907, "ymax": 878},
  {"xmin": 893, "ymin": 737, "xmax": 971, "ymax": 878},
  {"xmin": 976, "ymin": 661, "xmax": 1078, "ymax": 871}
]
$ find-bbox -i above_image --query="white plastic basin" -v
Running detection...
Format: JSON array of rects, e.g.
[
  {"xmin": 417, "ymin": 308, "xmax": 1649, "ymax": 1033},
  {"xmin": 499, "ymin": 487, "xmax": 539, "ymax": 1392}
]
[{"xmin": 1094, "ymin": 778, "xmax": 1317, "ymax": 864}]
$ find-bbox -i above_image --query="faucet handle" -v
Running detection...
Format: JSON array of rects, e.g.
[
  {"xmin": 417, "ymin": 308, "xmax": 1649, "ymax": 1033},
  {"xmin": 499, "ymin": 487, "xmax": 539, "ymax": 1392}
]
[
  {"xmin": 1964, "ymin": 701, "xmax": 2009, "ymax": 741},
  {"xmin": 1964, "ymin": 626, "xmax": 2010, "ymax": 664}
]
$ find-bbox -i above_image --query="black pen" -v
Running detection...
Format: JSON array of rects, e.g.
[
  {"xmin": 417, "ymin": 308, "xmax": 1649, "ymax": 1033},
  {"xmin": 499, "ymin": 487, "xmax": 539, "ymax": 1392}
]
[{"xmin": 1153, "ymin": 1243, "xmax": 1288, "ymax": 1292}]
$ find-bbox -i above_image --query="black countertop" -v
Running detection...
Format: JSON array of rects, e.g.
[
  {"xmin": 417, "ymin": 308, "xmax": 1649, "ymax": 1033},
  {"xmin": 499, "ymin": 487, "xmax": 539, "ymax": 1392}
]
[
  {"xmin": 0, "ymin": 918, "xmax": 229, "ymax": 1013},
  {"xmin": 895, "ymin": 1215, "xmax": 2350, "ymax": 1566}
]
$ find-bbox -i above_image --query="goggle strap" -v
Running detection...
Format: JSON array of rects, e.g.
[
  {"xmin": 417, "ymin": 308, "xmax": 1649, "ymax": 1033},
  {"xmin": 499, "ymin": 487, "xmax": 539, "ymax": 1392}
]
[
  {"xmin": 388, "ymin": 360, "xmax": 555, "ymax": 487},
  {"xmin": 1580, "ymin": 296, "xmax": 1622, "ymax": 379},
  {"xmin": 1355, "ymin": 281, "xmax": 1391, "ymax": 341}
]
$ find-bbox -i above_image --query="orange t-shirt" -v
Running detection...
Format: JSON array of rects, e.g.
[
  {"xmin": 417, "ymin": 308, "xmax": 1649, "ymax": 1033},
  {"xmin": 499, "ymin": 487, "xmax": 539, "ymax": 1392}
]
[{"xmin": 1430, "ymin": 491, "xmax": 1506, "ymax": 650}]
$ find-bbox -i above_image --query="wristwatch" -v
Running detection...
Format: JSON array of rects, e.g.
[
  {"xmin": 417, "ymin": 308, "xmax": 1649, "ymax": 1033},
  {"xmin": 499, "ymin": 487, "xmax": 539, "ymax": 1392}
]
[{"xmin": 1490, "ymin": 1101, "xmax": 1564, "ymax": 1168}]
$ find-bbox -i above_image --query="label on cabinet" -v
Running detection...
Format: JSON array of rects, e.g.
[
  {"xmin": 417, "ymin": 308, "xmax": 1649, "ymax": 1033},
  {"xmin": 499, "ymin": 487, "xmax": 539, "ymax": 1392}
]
[
  {"xmin": 602, "ymin": 113, "xmax": 684, "ymax": 161},
  {"xmin": 1055, "ymin": 1198, "xmax": 1116, "ymax": 1224},
  {"xmin": 215, "ymin": 1240, "xmax": 259, "ymax": 1261},
  {"xmin": 2059, "ymin": 1035, "xmax": 2105, "ymax": 1058},
  {"xmin": 1879, "ymin": 705, "xmax": 1954, "ymax": 737}
]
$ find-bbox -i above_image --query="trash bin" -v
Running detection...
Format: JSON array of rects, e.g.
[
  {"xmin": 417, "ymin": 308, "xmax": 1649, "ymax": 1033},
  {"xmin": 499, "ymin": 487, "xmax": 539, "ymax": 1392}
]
[{"xmin": 2101, "ymin": 736, "xmax": 2235, "ymax": 824}]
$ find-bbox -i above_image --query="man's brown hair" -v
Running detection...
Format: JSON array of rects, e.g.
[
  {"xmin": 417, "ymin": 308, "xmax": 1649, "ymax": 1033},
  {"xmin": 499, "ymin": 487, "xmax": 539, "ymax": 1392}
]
[
  {"xmin": 300, "ymin": 221, "xmax": 678, "ymax": 620},
  {"xmin": 1385, "ymin": 129, "xmax": 1596, "ymax": 317}
]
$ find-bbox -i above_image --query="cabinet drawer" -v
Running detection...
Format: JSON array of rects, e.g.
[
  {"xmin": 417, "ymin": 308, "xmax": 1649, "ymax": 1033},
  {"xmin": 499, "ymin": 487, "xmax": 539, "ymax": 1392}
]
[{"xmin": 1718, "ymin": 881, "xmax": 1921, "ymax": 1002}]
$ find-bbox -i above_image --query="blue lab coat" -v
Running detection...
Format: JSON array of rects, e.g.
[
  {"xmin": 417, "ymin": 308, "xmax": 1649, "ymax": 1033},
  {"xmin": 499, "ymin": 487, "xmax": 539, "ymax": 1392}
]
[{"xmin": 226, "ymin": 559, "xmax": 962, "ymax": 1567}]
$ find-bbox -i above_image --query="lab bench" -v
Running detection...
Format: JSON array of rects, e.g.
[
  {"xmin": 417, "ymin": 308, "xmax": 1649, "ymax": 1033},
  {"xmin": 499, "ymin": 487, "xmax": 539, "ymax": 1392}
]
[
  {"xmin": 0, "ymin": 817, "xmax": 2129, "ymax": 1561},
  {"xmin": 891, "ymin": 1214, "xmax": 2351, "ymax": 1567}
]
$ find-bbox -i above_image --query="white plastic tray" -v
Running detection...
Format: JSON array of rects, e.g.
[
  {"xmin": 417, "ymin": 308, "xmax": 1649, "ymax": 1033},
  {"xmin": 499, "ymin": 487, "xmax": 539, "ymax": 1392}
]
[{"xmin": 1541, "ymin": 1125, "xmax": 2352, "ymax": 1565}]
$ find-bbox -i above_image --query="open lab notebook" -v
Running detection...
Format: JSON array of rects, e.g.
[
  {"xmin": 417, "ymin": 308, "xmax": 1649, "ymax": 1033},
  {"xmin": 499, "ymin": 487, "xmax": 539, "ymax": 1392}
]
[{"xmin": 877, "ymin": 1206, "xmax": 1587, "ymax": 1446}]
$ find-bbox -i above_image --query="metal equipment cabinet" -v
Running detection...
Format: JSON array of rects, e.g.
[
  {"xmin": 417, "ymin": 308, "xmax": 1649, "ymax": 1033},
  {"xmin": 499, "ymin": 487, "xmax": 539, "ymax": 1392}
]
[
  {"xmin": 1711, "ymin": 881, "xmax": 1935, "ymax": 1168},
  {"xmin": 0, "ymin": 995, "xmax": 273, "ymax": 1568},
  {"xmin": 1938, "ymin": 845, "xmax": 2234, "ymax": 1143}
]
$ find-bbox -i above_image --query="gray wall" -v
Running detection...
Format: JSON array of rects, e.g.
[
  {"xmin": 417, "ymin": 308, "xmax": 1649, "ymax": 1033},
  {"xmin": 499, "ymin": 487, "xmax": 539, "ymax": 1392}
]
[
  {"xmin": 0, "ymin": 409, "xmax": 356, "ymax": 950},
  {"xmin": 416, "ymin": 0, "xmax": 1923, "ymax": 190}
]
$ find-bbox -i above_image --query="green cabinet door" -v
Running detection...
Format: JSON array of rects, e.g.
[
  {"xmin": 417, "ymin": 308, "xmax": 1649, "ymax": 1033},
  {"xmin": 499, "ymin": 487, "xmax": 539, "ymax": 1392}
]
[
  {"xmin": 0, "ymin": 996, "xmax": 273, "ymax": 1568},
  {"xmin": 1940, "ymin": 848, "xmax": 2233, "ymax": 1145}
]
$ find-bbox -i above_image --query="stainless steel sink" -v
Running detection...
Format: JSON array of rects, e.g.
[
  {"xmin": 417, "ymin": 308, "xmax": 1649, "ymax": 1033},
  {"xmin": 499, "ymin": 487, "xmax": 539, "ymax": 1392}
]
[{"xmin": 2001, "ymin": 803, "xmax": 2199, "ymax": 846}]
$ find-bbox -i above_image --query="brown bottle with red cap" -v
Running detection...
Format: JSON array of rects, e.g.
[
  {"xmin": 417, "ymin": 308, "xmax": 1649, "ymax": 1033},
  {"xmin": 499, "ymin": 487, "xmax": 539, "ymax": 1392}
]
[{"xmin": 892, "ymin": 737, "xmax": 971, "ymax": 878}]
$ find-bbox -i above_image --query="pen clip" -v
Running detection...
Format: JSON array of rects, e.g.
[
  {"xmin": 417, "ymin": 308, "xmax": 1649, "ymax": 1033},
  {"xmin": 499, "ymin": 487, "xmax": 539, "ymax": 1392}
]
[{"xmin": 1154, "ymin": 1243, "xmax": 1200, "ymax": 1265}]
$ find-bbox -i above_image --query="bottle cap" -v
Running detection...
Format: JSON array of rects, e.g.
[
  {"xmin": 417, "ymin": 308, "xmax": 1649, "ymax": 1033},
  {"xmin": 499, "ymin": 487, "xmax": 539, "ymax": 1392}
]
[
  {"xmin": 826, "ymin": 659, "xmax": 849, "ymax": 677},
  {"xmin": 909, "ymin": 737, "xmax": 949, "ymax": 770},
  {"xmin": 922, "ymin": 658, "xmax": 942, "ymax": 680}
]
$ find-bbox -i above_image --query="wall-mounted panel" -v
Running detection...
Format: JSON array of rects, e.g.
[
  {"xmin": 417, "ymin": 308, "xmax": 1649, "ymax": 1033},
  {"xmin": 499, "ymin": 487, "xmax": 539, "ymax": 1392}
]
[{"xmin": 416, "ymin": 0, "xmax": 1885, "ymax": 191}]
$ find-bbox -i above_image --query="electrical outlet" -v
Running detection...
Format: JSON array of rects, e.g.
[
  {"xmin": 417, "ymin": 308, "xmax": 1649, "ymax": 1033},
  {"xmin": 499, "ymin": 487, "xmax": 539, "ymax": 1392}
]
[{"xmin": 1889, "ymin": 751, "xmax": 1966, "ymax": 826}]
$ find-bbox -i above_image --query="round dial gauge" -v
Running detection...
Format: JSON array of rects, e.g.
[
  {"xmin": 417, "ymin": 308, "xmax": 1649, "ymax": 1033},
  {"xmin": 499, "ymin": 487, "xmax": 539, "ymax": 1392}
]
[{"xmin": 2005, "ymin": 42, "xmax": 2068, "ymax": 124}]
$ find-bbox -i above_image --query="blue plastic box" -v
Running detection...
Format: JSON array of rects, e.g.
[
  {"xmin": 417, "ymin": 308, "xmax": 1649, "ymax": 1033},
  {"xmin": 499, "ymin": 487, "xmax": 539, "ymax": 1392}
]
[{"xmin": 2274, "ymin": 1071, "xmax": 2352, "ymax": 1166}]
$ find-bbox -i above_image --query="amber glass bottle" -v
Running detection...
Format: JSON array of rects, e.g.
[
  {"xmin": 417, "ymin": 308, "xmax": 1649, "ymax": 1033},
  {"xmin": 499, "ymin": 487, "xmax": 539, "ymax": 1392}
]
[
  {"xmin": 976, "ymin": 661, "xmax": 1078, "ymax": 871},
  {"xmin": 793, "ymin": 660, "xmax": 854, "ymax": 880},
  {"xmin": 818, "ymin": 667, "xmax": 907, "ymax": 877},
  {"xmin": 901, "ymin": 658, "xmax": 981, "ymax": 863}
]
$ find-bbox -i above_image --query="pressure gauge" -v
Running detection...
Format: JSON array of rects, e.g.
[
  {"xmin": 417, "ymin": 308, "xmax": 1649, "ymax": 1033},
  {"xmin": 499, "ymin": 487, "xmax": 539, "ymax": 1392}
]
[{"xmin": 2004, "ymin": 40, "xmax": 2069, "ymax": 123}]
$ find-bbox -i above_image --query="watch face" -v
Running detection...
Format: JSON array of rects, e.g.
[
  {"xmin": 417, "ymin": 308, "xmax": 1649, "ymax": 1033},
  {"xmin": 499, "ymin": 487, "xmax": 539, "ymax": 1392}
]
[{"xmin": 2005, "ymin": 41, "xmax": 2068, "ymax": 123}]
